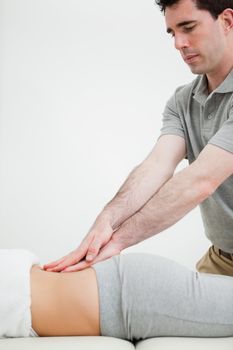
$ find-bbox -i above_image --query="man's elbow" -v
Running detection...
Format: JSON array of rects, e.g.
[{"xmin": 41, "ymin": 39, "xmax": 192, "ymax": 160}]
[
  {"xmin": 187, "ymin": 162, "xmax": 216, "ymax": 202},
  {"xmin": 198, "ymin": 179, "xmax": 215, "ymax": 200}
]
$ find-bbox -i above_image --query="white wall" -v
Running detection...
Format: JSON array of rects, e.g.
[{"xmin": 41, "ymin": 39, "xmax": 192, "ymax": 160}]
[{"xmin": 0, "ymin": 0, "xmax": 210, "ymax": 268}]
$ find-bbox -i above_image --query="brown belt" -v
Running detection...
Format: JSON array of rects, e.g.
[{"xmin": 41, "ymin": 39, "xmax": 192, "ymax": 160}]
[{"xmin": 218, "ymin": 248, "xmax": 233, "ymax": 261}]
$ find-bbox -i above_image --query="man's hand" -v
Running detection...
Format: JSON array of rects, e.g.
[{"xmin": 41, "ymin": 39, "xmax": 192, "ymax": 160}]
[{"xmin": 43, "ymin": 217, "xmax": 122, "ymax": 272}]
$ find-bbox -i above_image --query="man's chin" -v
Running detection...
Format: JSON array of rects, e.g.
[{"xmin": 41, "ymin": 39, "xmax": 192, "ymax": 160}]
[{"xmin": 188, "ymin": 64, "xmax": 205, "ymax": 75}]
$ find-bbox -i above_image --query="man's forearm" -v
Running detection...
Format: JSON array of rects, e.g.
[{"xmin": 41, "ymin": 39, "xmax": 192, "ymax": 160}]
[
  {"xmin": 112, "ymin": 161, "xmax": 214, "ymax": 250},
  {"xmin": 100, "ymin": 160, "xmax": 174, "ymax": 230}
]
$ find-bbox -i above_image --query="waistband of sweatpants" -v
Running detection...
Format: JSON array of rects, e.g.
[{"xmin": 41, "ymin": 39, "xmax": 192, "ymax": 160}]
[{"xmin": 92, "ymin": 256, "xmax": 127, "ymax": 340}]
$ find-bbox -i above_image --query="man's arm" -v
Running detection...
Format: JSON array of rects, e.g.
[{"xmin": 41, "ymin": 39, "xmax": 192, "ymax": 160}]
[
  {"xmin": 101, "ymin": 134, "xmax": 186, "ymax": 230},
  {"xmin": 44, "ymin": 134, "xmax": 186, "ymax": 271},
  {"xmin": 112, "ymin": 143, "xmax": 233, "ymax": 250}
]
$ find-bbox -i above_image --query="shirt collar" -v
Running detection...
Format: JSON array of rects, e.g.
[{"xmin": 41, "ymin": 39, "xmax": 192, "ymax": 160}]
[
  {"xmin": 193, "ymin": 68, "xmax": 233, "ymax": 105},
  {"xmin": 215, "ymin": 68, "xmax": 233, "ymax": 93}
]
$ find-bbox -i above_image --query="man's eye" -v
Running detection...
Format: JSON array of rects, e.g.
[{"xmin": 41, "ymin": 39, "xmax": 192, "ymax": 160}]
[{"xmin": 184, "ymin": 25, "xmax": 196, "ymax": 32}]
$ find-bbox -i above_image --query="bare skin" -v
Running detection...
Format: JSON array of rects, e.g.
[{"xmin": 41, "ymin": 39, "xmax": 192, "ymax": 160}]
[{"xmin": 30, "ymin": 265, "xmax": 100, "ymax": 336}]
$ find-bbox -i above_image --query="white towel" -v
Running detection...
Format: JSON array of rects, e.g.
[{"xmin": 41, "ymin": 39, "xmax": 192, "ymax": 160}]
[{"xmin": 0, "ymin": 249, "xmax": 40, "ymax": 338}]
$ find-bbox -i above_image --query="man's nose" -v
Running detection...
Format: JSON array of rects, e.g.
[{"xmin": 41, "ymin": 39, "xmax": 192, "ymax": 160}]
[{"xmin": 174, "ymin": 34, "xmax": 189, "ymax": 50}]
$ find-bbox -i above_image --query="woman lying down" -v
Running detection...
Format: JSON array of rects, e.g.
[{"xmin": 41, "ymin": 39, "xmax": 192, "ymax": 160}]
[{"xmin": 1, "ymin": 249, "xmax": 233, "ymax": 340}]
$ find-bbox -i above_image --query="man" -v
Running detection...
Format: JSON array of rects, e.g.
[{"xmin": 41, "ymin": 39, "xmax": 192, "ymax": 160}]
[{"xmin": 44, "ymin": 0, "xmax": 233, "ymax": 275}]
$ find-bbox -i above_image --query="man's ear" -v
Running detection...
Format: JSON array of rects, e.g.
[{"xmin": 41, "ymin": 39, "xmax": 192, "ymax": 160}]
[{"xmin": 220, "ymin": 9, "xmax": 233, "ymax": 33}]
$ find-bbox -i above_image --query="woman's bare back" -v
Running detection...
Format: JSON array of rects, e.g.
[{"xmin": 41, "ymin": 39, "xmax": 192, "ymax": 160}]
[{"xmin": 30, "ymin": 265, "xmax": 100, "ymax": 336}]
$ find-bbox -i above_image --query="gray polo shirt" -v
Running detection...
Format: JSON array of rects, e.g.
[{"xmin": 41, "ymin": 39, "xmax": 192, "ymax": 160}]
[{"xmin": 160, "ymin": 68, "xmax": 233, "ymax": 253}]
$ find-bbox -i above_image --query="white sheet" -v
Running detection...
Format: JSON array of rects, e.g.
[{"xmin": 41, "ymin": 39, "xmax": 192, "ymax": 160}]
[{"xmin": 0, "ymin": 249, "xmax": 39, "ymax": 338}]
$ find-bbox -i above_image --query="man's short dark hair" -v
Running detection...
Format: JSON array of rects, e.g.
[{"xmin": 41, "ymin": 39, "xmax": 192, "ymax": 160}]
[{"xmin": 155, "ymin": 0, "xmax": 233, "ymax": 19}]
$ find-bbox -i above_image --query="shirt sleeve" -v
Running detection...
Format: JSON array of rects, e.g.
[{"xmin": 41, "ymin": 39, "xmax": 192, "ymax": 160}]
[
  {"xmin": 159, "ymin": 91, "xmax": 186, "ymax": 140},
  {"xmin": 208, "ymin": 106, "xmax": 233, "ymax": 154}
]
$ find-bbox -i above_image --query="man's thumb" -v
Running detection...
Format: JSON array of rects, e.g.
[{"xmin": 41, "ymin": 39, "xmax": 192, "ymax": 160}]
[
  {"xmin": 86, "ymin": 245, "xmax": 99, "ymax": 261},
  {"xmin": 86, "ymin": 254, "xmax": 94, "ymax": 261}
]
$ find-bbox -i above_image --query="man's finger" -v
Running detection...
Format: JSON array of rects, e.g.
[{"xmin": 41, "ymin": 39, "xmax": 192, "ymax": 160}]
[
  {"xmin": 61, "ymin": 259, "xmax": 92, "ymax": 272},
  {"xmin": 46, "ymin": 257, "xmax": 82, "ymax": 272},
  {"xmin": 45, "ymin": 250, "xmax": 87, "ymax": 272},
  {"xmin": 61, "ymin": 249, "xmax": 106, "ymax": 272},
  {"xmin": 43, "ymin": 256, "xmax": 67, "ymax": 270},
  {"xmin": 44, "ymin": 240, "xmax": 91, "ymax": 271},
  {"xmin": 60, "ymin": 242, "xmax": 112, "ymax": 272},
  {"xmin": 60, "ymin": 239, "xmax": 122, "ymax": 272}
]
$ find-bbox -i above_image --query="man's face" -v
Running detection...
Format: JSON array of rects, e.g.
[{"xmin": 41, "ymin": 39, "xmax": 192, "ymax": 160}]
[{"xmin": 165, "ymin": 0, "xmax": 226, "ymax": 75}]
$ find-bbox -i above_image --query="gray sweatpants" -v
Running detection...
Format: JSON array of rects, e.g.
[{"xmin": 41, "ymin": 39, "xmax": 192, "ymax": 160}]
[{"xmin": 92, "ymin": 253, "xmax": 233, "ymax": 342}]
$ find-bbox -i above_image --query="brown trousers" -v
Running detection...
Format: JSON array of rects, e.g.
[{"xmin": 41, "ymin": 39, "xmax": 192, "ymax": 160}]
[{"xmin": 196, "ymin": 245, "xmax": 233, "ymax": 277}]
